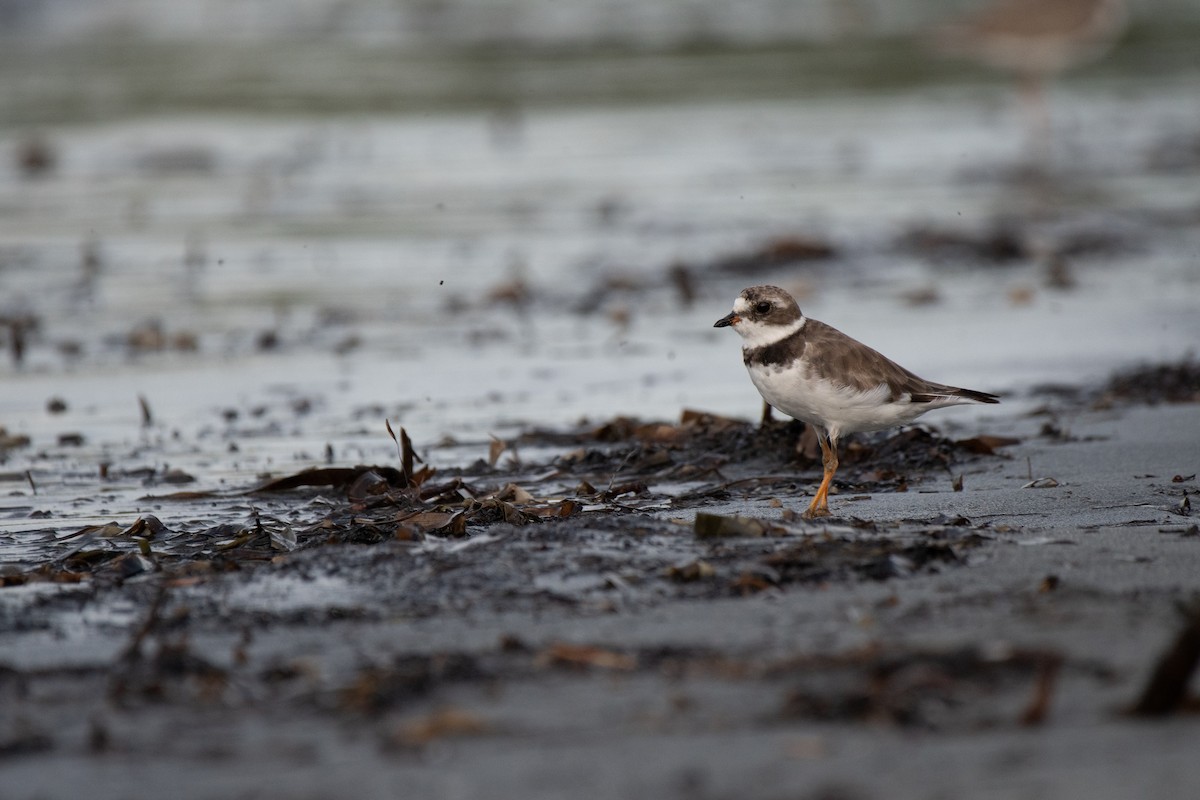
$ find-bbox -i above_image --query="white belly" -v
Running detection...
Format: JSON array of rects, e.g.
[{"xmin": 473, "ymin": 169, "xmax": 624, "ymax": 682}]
[{"xmin": 746, "ymin": 361, "xmax": 931, "ymax": 436}]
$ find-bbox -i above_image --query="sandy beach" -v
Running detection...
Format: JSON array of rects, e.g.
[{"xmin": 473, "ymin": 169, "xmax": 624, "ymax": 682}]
[{"xmin": 2, "ymin": 1, "xmax": 1200, "ymax": 797}]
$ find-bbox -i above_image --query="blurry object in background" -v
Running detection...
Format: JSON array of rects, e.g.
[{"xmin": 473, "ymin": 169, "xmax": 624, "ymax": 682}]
[
  {"xmin": 0, "ymin": 427, "xmax": 32, "ymax": 452},
  {"xmin": 899, "ymin": 286, "xmax": 942, "ymax": 307},
  {"xmin": 934, "ymin": 0, "xmax": 1127, "ymax": 76},
  {"xmin": 485, "ymin": 272, "xmax": 532, "ymax": 310},
  {"xmin": 901, "ymin": 212, "xmax": 1141, "ymax": 272},
  {"xmin": 138, "ymin": 394, "xmax": 153, "ymax": 427},
  {"xmin": 74, "ymin": 236, "xmax": 104, "ymax": 303},
  {"xmin": 15, "ymin": 134, "xmax": 56, "ymax": 179},
  {"xmin": 1099, "ymin": 357, "xmax": 1200, "ymax": 406},
  {"xmin": 593, "ymin": 197, "xmax": 627, "ymax": 228},
  {"xmin": 125, "ymin": 320, "xmax": 199, "ymax": 354},
  {"xmin": 898, "ymin": 219, "xmax": 1027, "ymax": 264},
  {"xmin": 80, "ymin": 236, "xmax": 103, "ymax": 279},
  {"xmin": 56, "ymin": 339, "xmax": 84, "ymax": 360},
  {"xmin": 127, "ymin": 320, "xmax": 167, "ymax": 352},
  {"xmin": 172, "ymin": 330, "xmax": 199, "ymax": 351},
  {"xmin": 182, "ymin": 232, "xmax": 206, "ymax": 305},
  {"xmin": 134, "ymin": 145, "xmax": 216, "ymax": 175},
  {"xmin": 933, "ymin": 0, "xmax": 1128, "ymax": 150},
  {"xmin": 1145, "ymin": 129, "xmax": 1200, "ymax": 174},
  {"xmin": 606, "ymin": 305, "xmax": 631, "ymax": 333},
  {"xmin": 256, "ymin": 329, "xmax": 280, "ymax": 351},
  {"xmin": 707, "ymin": 235, "xmax": 837, "ymax": 276},
  {"xmin": 1, "ymin": 313, "xmax": 39, "ymax": 367},
  {"xmin": 669, "ymin": 263, "xmax": 695, "ymax": 309},
  {"xmin": 1007, "ymin": 284, "xmax": 1036, "ymax": 305},
  {"xmin": 1043, "ymin": 254, "xmax": 1077, "ymax": 290}
]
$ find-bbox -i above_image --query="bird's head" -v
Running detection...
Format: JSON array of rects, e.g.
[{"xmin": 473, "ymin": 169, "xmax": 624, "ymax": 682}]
[{"xmin": 714, "ymin": 285, "xmax": 804, "ymax": 348}]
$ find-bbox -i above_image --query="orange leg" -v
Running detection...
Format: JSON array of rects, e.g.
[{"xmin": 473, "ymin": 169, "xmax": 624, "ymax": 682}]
[
  {"xmin": 1018, "ymin": 72, "xmax": 1051, "ymax": 165},
  {"xmin": 803, "ymin": 430, "xmax": 838, "ymax": 519}
]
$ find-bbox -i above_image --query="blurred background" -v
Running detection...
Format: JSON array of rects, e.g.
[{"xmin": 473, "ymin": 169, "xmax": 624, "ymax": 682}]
[{"xmin": 1, "ymin": 0, "xmax": 1199, "ymax": 481}]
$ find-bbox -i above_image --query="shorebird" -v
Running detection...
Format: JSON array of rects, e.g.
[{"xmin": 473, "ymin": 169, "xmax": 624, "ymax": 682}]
[
  {"xmin": 933, "ymin": 0, "xmax": 1128, "ymax": 147},
  {"xmin": 715, "ymin": 285, "xmax": 999, "ymax": 518}
]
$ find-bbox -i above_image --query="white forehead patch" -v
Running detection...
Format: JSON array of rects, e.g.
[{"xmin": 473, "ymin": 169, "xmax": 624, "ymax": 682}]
[{"xmin": 733, "ymin": 295, "xmax": 752, "ymax": 315}]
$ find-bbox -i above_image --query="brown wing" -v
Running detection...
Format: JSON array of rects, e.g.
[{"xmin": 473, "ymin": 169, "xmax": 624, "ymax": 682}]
[{"xmin": 802, "ymin": 320, "xmax": 998, "ymax": 404}]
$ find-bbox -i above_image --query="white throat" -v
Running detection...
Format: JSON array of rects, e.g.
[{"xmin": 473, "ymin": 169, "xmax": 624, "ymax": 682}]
[{"xmin": 737, "ymin": 315, "xmax": 805, "ymax": 351}]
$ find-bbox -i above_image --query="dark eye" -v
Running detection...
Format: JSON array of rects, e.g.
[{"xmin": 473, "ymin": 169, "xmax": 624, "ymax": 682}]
[{"xmin": 755, "ymin": 301, "xmax": 771, "ymax": 314}]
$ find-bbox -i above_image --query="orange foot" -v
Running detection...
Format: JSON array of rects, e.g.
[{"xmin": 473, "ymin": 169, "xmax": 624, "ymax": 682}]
[
  {"xmin": 803, "ymin": 462, "xmax": 837, "ymax": 519},
  {"xmin": 802, "ymin": 504, "xmax": 832, "ymax": 520},
  {"xmin": 802, "ymin": 430, "xmax": 839, "ymax": 519}
]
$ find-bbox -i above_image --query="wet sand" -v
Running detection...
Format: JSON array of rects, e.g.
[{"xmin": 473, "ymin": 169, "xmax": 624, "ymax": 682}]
[
  {"xmin": 4, "ymin": 6, "xmax": 1200, "ymax": 797},
  {"xmin": 2, "ymin": 380, "xmax": 1198, "ymax": 799}
]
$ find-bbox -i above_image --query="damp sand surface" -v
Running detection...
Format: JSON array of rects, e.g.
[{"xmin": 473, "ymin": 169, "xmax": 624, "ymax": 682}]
[
  {"xmin": 1, "ymin": 393, "xmax": 1198, "ymax": 800},
  {"xmin": 2, "ymin": 28, "xmax": 1200, "ymax": 800}
]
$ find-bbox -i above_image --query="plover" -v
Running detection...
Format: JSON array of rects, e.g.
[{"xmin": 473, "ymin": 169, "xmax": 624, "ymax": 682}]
[
  {"xmin": 933, "ymin": 0, "xmax": 1128, "ymax": 147},
  {"xmin": 715, "ymin": 285, "xmax": 999, "ymax": 518}
]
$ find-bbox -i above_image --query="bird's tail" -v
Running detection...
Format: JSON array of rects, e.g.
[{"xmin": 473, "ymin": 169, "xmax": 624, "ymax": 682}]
[
  {"xmin": 911, "ymin": 386, "xmax": 1000, "ymax": 405},
  {"xmin": 949, "ymin": 387, "xmax": 1000, "ymax": 404}
]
